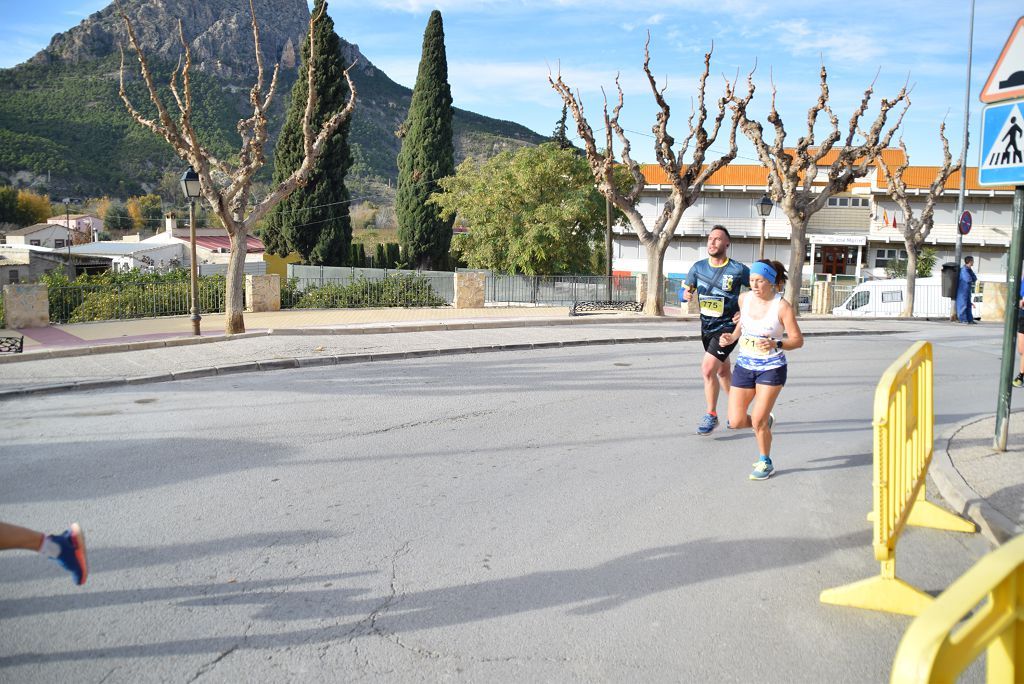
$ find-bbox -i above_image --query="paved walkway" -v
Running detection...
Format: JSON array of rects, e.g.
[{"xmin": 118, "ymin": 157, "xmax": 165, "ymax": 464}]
[{"xmin": 1, "ymin": 307, "xmax": 1021, "ymax": 545}]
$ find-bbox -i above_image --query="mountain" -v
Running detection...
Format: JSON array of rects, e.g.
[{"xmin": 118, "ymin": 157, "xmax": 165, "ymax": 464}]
[{"xmin": 0, "ymin": 0, "xmax": 546, "ymax": 201}]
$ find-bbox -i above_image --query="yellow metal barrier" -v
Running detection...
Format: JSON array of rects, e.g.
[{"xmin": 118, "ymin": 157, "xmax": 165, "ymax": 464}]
[
  {"xmin": 891, "ymin": 533, "xmax": 1024, "ymax": 683},
  {"xmin": 821, "ymin": 341, "xmax": 976, "ymax": 616}
]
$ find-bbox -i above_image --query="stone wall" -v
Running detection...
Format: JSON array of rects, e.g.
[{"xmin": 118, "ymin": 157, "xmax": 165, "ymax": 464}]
[
  {"xmin": 454, "ymin": 272, "xmax": 485, "ymax": 309},
  {"xmin": 245, "ymin": 274, "xmax": 281, "ymax": 313},
  {"xmin": 3, "ymin": 284, "xmax": 49, "ymax": 328},
  {"xmin": 983, "ymin": 282, "xmax": 1009, "ymax": 322}
]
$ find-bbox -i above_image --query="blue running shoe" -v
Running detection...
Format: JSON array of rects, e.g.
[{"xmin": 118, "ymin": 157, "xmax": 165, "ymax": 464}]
[
  {"xmin": 749, "ymin": 458, "xmax": 775, "ymax": 481},
  {"xmin": 696, "ymin": 413, "xmax": 719, "ymax": 435},
  {"xmin": 47, "ymin": 523, "xmax": 87, "ymax": 586}
]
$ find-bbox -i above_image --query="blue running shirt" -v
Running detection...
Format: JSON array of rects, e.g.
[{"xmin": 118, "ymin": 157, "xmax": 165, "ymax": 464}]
[{"xmin": 684, "ymin": 258, "xmax": 750, "ymax": 334}]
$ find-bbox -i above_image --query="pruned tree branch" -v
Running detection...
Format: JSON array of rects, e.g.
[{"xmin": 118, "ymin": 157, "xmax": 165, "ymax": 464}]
[
  {"xmin": 879, "ymin": 122, "xmax": 963, "ymax": 315},
  {"xmin": 550, "ymin": 38, "xmax": 746, "ymax": 315},
  {"xmin": 732, "ymin": 64, "xmax": 910, "ymax": 308},
  {"xmin": 117, "ymin": 1, "xmax": 356, "ymax": 334}
]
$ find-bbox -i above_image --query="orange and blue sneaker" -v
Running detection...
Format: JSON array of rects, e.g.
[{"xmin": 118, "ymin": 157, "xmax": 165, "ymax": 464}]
[
  {"xmin": 749, "ymin": 457, "xmax": 775, "ymax": 481},
  {"xmin": 696, "ymin": 413, "xmax": 719, "ymax": 435},
  {"xmin": 47, "ymin": 523, "xmax": 88, "ymax": 586}
]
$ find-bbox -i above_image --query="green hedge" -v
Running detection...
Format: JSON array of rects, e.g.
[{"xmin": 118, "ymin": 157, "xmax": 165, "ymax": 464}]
[{"xmin": 290, "ymin": 274, "xmax": 445, "ymax": 309}]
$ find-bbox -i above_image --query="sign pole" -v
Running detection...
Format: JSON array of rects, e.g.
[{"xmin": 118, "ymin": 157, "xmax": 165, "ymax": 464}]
[{"xmin": 994, "ymin": 186, "xmax": 1024, "ymax": 450}]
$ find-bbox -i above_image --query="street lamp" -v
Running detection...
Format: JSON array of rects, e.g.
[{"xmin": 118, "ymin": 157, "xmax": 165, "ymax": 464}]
[
  {"xmin": 179, "ymin": 165, "xmax": 202, "ymax": 336},
  {"xmin": 756, "ymin": 193, "xmax": 774, "ymax": 260}
]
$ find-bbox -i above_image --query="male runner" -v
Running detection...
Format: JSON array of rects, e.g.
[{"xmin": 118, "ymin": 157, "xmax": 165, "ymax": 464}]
[{"xmin": 683, "ymin": 225, "xmax": 749, "ymax": 434}]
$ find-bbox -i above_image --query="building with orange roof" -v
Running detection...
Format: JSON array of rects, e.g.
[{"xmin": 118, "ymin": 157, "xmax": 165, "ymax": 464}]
[{"xmin": 614, "ymin": 150, "xmax": 1016, "ymax": 288}]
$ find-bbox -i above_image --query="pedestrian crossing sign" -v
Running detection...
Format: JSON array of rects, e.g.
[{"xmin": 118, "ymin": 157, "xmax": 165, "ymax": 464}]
[{"xmin": 979, "ymin": 98, "xmax": 1024, "ymax": 186}]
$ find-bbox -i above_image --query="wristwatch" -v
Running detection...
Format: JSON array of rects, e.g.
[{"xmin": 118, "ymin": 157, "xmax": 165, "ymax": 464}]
[{"xmin": 775, "ymin": 340, "xmax": 784, "ymax": 350}]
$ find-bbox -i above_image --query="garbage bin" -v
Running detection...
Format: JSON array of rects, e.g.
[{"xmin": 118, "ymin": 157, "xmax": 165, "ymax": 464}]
[{"xmin": 941, "ymin": 262, "xmax": 958, "ymax": 299}]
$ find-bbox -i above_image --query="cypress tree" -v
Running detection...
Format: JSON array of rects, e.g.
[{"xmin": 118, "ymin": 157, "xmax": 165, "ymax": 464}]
[
  {"xmin": 396, "ymin": 10, "xmax": 455, "ymax": 270},
  {"xmin": 552, "ymin": 105, "xmax": 571, "ymax": 149},
  {"xmin": 263, "ymin": 0, "xmax": 352, "ymax": 266}
]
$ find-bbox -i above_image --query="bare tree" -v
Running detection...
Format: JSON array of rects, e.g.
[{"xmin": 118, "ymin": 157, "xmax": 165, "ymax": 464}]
[
  {"xmin": 878, "ymin": 124, "xmax": 963, "ymax": 316},
  {"xmin": 731, "ymin": 67, "xmax": 909, "ymax": 309},
  {"xmin": 118, "ymin": 1, "xmax": 356, "ymax": 333},
  {"xmin": 549, "ymin": 38, "xmax": 750, "ymax": 315}
]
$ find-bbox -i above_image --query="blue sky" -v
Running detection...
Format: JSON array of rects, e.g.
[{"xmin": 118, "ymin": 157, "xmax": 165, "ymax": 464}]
[{"xmin": 1, "ymin": 1, "xmax": 1022, "ymax": 167}]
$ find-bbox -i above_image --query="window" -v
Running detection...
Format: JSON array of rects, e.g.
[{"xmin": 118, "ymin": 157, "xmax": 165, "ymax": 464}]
[
  {"xmin": 827, "ymin": 197, "xmax": 869, "ymax": 208},
  {"xmin": 54, "ymin": 239, "xmax": 65, "ymax": 248},
  {"xmin": 29, "ymin": 240, "xmax": 40, "ymax": 246},
  {"xmin": 881, "ymin": 290, "xmax": 903, "ymax": 303},
  {"xmin": 874, "ymin": 248, "xmax": 908, "ymax": 268},
  {"xmin": 847, "ymin": 290, "xmax": 870, "ymax": 310},
  {"xmin": 8, "ymin": 269, "xmax": 18, "ymax": 284}
]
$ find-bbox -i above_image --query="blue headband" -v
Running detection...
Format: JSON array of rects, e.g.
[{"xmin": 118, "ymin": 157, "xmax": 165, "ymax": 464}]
[{"xmin": 750, "ymin": 262, "xmax": 777, "ymax": 283}]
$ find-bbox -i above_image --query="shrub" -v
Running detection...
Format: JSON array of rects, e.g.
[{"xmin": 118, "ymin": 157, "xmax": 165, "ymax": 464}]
[{"xmin": 292, "ymin": 274, "xmax": 445, "ymax": 309}]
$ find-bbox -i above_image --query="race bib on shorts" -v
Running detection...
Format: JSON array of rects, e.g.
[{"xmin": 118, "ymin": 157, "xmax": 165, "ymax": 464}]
[
  {"xmin": 698, "ymin": 295, "xmax": 724, "ymax": 318},
  {"xmin": 739, "ymin": 334, "xmax": 771, "ymax": 357}
]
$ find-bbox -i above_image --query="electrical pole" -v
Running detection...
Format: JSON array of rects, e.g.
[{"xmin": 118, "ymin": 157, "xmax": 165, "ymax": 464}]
[{"xmin": 952, "ymin": 0, "xmax": 975, "ymax": 320}]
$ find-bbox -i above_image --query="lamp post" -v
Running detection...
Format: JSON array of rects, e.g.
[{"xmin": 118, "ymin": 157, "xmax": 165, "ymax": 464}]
[
  {"xmin": 756, "ymin": 193, "xmax": 774, "ymax": 260},
  {"xmin": 63, "ymin": 198, "xmax": 72, "ymax": 276},
  {"xmin": 179, "ymin": 166, "xmax": 202, "ymax": 336}
]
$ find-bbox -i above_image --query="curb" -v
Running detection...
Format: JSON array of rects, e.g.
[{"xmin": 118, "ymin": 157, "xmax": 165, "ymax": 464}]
[
  {"xmin": 0, "ymin": 314, "xmax": 678, "ymax": 364},
  {"xmin": 0, "ymin": 334, "xmax": 685, "ymax": 399},
  {"xmin": 930, "ymin": 412, "xmax": 1024, "ymax": 546},
  {"xmin": 0, "ymin": 327, "xmax": 906, "ymax": 401}
]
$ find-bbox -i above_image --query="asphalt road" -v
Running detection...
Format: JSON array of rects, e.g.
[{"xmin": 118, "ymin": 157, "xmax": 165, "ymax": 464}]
[{"xmin": 0, "ymin": 322, "xmax": 999, "ymax": 682}]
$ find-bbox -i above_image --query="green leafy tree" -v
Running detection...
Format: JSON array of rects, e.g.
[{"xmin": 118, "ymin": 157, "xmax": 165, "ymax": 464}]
[
  {"xmin": 396, "ymin": 10, "xmax": 455, "ymax": 270},
  {"xmin": 104, "ymin": 203, "xmax": 133, "ymax": 232},
  {"xmin": 430, "ymin": 143, "xmax": 619, "ymax": 275},
  {"xmin": 262, "ymin": 0, "xmax": 353, "ymax": 266}
]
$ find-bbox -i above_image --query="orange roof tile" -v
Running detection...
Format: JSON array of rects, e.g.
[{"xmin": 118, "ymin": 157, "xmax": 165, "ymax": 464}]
[{"xmin": 639, "ymin": 147, "xmax": 1014, "ymax": 191}]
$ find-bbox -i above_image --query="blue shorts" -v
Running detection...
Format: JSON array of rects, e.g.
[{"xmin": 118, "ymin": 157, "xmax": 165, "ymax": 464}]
[{"xmin": 732, "ymin": 364, "xmax": 787, "ymax": 388}]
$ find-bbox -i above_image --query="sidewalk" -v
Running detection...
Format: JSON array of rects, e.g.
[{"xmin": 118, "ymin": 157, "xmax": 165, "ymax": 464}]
[{"xmin": 1, "ymin": 306, "xmax": 1020, "ymax": 546}]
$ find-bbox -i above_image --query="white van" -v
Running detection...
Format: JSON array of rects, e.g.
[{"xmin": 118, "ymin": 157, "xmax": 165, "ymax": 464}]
[{"xmin": 832, "ymin": 278, "xmax": 979, "ymax": 319}]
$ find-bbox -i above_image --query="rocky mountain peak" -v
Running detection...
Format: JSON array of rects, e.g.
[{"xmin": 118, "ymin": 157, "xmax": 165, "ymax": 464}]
[{"xmin": 29, "ymin": 0, "xmax": 372, "ymax": 82}]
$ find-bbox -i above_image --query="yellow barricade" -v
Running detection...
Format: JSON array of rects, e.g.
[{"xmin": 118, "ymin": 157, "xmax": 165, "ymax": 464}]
[
  {"xmin": 820, "ymin": 341, "xmax": 976, "ymax": 616},
  {"xmin": 890, "ymin": 533, "xmax": 1024, "ymax": 683}
]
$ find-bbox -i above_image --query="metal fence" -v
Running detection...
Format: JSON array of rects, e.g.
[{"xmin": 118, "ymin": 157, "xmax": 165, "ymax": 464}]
[
  {"xmin": 485, "ymin": 275, "xmax": 638, "ymax": 306},
  {"xmin": 49, "ymin": 281, "xmax": 227, "ymax": 324}
]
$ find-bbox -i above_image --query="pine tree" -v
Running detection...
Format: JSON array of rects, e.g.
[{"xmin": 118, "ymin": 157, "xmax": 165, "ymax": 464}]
[
  {"xmin": 552, "ymin": 105, "xmax": 572, "ymax": 149},
  {"xmin": 263, "ymin": 0, "xmax": 352, "ymax": 266},
  {"xmin": 396, "ymin": 10, "xmax": 455, "ymax": 271}
]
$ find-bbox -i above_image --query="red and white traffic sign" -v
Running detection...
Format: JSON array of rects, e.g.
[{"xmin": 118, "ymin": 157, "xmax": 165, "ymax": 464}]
[
  {"xmin": 958, "ymin": 210, "xmax": 972, "ymax": 235},
  {"xmin": 981, "ymin": 16, "xmax": 1024, "ymax": 103}
]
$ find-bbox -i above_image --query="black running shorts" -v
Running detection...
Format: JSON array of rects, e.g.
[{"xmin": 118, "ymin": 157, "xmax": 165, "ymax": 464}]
[{"xmin": 702, "ymin": 330, "xmax": 738, "ymax": 361}]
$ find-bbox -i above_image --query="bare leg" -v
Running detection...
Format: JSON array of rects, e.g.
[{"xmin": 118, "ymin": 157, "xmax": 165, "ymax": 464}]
[
  {"xmin": 701, "ymin": 353, "xmax": 725, "ymax": 414},
  {"xmin": 727, "ymin": 386, "xmax": 756, "ymax": 429},
  {"xmin": 1017, "ymin": 332, "xmax": 1024, "ymax": 374},
  {"xmin": 751, "ymin": 384, "xmax": 785, "ymax": 457},
  {"xmin": 0, "ymin": 522, "xmax": 44, "ymax": 552}
]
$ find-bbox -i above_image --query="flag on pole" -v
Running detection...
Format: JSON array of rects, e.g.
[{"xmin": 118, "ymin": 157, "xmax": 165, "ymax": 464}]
[
  {"xmin": 892, "ymin": 214, "xmax": 897, "ymax": 229},
  {"xmin": 882, "ymin": 209, "xmax": 889, "ymax": 225}
]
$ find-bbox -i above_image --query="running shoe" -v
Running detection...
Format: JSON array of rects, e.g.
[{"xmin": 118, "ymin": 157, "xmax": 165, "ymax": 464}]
[
  {"xmin": 696, "ymin": 413, "xmax": 719, "ymax": 435},
  {"xmin": 749, "ymin": 458, "xmax": 775, "ymax": 481},
  {"xmin": 1014, "ymin": 374, "xmax": 1024, "ymax": 388},
  {"xmin": 47, "ymin": 523, "xmax": 87, "ymax": 586}
]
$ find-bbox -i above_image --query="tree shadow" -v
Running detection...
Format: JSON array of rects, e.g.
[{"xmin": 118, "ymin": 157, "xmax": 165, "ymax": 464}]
[{"xmin": 0, "ymin": 531, "xmax": 866, "ymax": 667}]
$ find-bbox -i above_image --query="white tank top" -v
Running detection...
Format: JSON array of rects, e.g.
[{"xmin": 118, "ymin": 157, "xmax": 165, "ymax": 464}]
[{"xmin": 736, "ymin": 293, "xmax": 786, "ymax": 370}]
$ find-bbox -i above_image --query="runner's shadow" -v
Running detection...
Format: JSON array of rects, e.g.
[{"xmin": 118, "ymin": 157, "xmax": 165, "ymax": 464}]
[{"xmin": 0, "ymin": 531, "xmax": 865, "ymax": 667}]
